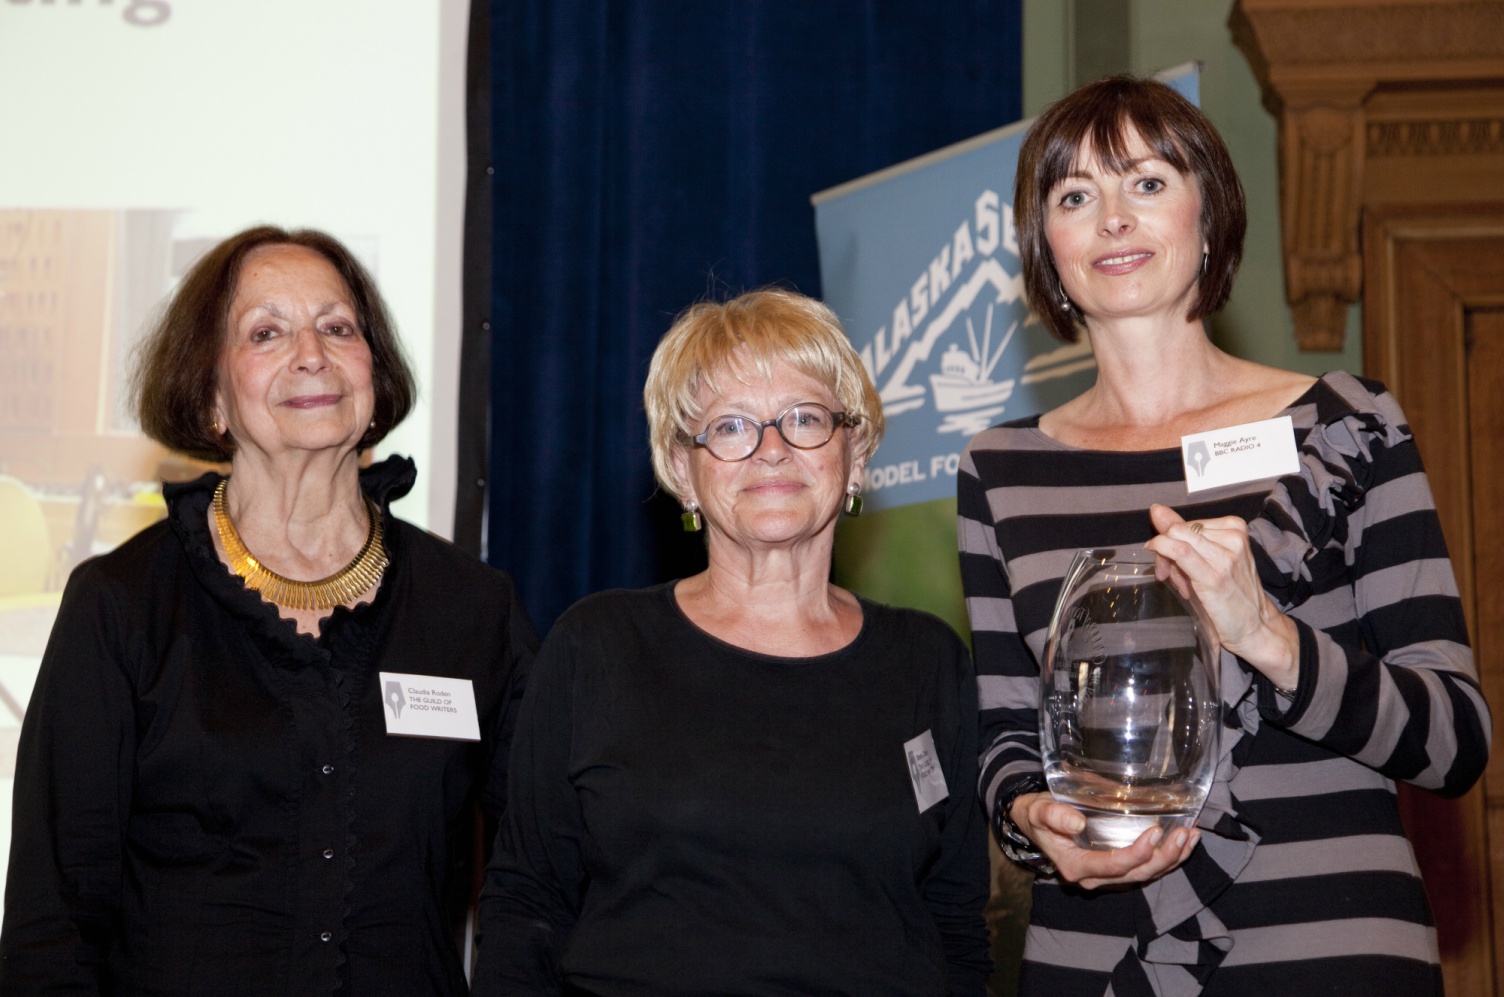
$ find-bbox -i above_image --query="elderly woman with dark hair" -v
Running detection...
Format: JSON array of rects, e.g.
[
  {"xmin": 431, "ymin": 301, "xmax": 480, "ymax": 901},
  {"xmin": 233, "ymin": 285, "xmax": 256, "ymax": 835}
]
[
  {"xmin": 959, "ymin": 77, "xmax": 1489, "ymax": 995},
  {"xmin": 474, "ymin": 289, "xmax": 990, "ymax": 996},
  {"xmin": 0, "ymin": 226, "xmax": 535, "ymax": 996}
]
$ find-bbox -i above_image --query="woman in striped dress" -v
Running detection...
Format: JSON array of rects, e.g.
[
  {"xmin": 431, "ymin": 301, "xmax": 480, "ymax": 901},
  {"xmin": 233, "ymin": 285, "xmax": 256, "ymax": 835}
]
[{"xmin": 959, "ymin": 75, "xmax": 1489, "ymax": 996}]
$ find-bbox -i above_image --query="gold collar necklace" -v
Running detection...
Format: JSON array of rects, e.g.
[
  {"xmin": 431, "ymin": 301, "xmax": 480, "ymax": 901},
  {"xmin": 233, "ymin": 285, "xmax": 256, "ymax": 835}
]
[{"xmin": 211, "ymin": 478, "xmax": 389, "ymax": 611}]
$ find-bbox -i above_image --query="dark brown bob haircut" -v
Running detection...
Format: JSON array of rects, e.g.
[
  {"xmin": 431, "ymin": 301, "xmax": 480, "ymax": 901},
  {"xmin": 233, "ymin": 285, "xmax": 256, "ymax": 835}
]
[
  {"xmin": 1015, "ymin": 75, "xmax": 1246, "ymax": 343},
  {"xmin": 131, "ymin": 225, "xmax": 416, "ymax": 462}
]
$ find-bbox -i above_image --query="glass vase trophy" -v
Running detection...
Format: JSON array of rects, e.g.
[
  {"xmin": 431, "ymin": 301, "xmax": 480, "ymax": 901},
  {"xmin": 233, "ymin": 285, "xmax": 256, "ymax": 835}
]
[{"xmin": 1040, "ymin": 548, "xmax": 1220, "ymax": 850}]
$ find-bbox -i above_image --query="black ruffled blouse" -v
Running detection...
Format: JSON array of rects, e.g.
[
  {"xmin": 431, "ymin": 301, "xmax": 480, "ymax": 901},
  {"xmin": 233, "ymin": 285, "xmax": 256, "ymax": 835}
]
[{"xmin": 0, "ymin": 457, "xmax": 536, "ymax": 997}]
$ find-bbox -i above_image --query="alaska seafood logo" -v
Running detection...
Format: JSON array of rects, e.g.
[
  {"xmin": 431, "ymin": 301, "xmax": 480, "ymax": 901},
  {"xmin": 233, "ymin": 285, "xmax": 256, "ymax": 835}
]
[{"xmin": 854, "ymin": 188, "xmax": 1095, "ymax": 497}]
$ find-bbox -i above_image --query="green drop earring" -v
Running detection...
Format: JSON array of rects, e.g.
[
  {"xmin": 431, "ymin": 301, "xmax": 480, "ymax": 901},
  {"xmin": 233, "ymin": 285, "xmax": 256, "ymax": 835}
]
[{"xmin": 843, "ymin": 485, "xmax": 863, "ymax": 517}]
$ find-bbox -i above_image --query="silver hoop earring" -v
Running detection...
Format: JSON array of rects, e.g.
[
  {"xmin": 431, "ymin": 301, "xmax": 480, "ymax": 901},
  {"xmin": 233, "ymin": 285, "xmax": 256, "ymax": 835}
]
[
  {"xmin": 681, "ymin": 502, "xmax": 702, "ymax": 533},
  {"xmin": 1201, "ymin": 252, "xmax": 1209, "ymax": 276}
]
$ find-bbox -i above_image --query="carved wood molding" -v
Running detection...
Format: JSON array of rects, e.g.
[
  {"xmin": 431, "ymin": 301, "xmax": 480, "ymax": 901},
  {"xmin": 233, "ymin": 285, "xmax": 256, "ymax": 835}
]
[
  {"xmin": 1362, "ymin": 205, "xmax": 1504, "ymax": 427},
  {"xmin": 1229, "ymin": 0, "xmax": 1504, "ymax": 351},
  {"xmin": 1280, "ymin": 93, "xmax": 1369, "ymax": 350},
  {"xmin": 1369, "ymin": 118, "xmax": 1504, "ymax": 157}
]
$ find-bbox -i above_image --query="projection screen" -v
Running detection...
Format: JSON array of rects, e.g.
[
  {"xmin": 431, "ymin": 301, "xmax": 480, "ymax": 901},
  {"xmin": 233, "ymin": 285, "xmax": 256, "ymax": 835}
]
[{"xmin": 0, "ymin": 0, "xmax": 470, "ymax": 909}]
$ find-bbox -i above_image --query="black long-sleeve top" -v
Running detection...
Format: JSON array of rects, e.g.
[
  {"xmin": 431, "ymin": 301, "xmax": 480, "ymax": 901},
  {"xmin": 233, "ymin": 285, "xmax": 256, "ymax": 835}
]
[
  {"xmin": 473, "ymin": 583, "xmax": 991, "ymax": 997},
  {"xmin": 0, "ymin": 457, "xmax": 536, "ymax": 997}
]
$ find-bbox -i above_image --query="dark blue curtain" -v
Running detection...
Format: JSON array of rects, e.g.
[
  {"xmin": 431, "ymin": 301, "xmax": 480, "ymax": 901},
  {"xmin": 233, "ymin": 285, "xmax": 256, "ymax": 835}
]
[{"xmin": 483, "ymin": 1, "xmax": 1022, "ymax": 631}]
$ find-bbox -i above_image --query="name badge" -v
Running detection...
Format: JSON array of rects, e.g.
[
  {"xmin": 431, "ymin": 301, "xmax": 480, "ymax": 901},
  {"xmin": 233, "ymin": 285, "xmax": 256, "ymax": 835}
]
[
  {"xmin": 1181, "ymin": 416, "xmax": 1299, "ymax": 494},
  {"xmin": 378, "ymin": 671, "xmax": 481, "ymax": 741},
  {"xmin": 904, "ymin": 730, "xmax": 949, "ymax": 813}
]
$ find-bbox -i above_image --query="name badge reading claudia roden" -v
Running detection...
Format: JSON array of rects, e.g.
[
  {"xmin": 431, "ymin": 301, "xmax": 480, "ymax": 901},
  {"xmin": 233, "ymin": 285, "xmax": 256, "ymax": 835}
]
[
  {"xmin": 1180, "ymin": 416, "xmax": 1299, "ymax": 494},
  {"xmin": 378, "ymin": 672, "xmax": 481, "ymax": 741},
  {"xmin": 904, "ymin": 730, "xmax": 949, "ymax": 813}
]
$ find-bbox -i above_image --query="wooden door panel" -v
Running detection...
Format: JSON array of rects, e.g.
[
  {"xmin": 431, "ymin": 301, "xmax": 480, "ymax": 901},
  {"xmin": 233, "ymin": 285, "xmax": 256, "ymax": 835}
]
[
  {"xmin": 1387, "ymin": 236, "xmax": 1477, "ymax": 626},
  {"xmin": 1366, "ymin": 207, "xmax": 1504, "ymax": 996},
  {"xmin": 1470, "ymin": 308, "xmax": 1504, "ymax": 995}
]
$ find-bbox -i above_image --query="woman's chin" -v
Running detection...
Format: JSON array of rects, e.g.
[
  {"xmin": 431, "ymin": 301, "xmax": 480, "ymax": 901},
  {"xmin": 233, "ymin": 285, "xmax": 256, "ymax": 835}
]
[
  {"xmin": 240, "ymin": 428, "xmax": 367, "ymax": 459},
  {"xmin": 718, "ymin": 512, "xmax": 838, "ymax": 550}
]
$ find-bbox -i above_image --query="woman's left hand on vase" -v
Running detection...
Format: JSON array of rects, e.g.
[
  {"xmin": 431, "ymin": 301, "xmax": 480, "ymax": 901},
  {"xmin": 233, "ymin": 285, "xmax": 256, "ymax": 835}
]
[{"xmin": 1144, "ymin": 504, "xmax": 1300, "ymax": 692}]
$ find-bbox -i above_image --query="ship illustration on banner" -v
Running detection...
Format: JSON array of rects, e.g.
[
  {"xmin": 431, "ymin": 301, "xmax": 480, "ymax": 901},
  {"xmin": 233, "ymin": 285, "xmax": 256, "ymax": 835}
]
[
  {"xmin": 865, "ymin": 256, "xmax": 1097, "ymax": 438},
  {"xmin": 813, "ymin": 63, "xmax": 1197, "ymax": 512},
  {"xmin": 851, "ymin": 232, "xmax": 1098, "ymax": 507},
  {"xmin": 816, "ymin": 175, "xmax": 1100, "ymax": 511}
]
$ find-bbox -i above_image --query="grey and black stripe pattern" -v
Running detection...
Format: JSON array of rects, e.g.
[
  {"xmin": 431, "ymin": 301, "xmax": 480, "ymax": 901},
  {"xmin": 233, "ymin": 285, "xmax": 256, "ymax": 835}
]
[{"xmin": 959, "ymin": 371, "xmax": 1489, "ymax": 997}]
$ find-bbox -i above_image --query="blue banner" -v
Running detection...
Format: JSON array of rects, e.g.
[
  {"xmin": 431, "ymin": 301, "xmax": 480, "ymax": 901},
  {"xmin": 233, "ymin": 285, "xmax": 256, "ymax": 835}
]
[{"xmin": 814, "ymin": 64, "xmax": 1199, "ymax": 511}]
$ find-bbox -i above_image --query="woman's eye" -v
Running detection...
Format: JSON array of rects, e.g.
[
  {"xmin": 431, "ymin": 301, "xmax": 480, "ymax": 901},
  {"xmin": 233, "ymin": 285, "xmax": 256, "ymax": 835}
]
[
  {"xmin": 1137, "ymin": 177, "xmax": 1165, "ymax": 194},
  {"xmin": 326, "ymin": 323, "xmax": 354, "ymax": 337},
  {"xmin": 791, "ymin": 408, "xmax": 828, "ymax": 429},
  {"xmin": 250, "ymin": 327, "xmax": 276, "ymax": 342},
  {"xmin": 710, "ymin": 418, "xmax": 749, "ymax": 440},
  {"xmin": 1059, "ymin": 191, "xmax": 1087, "ymax": 208}
]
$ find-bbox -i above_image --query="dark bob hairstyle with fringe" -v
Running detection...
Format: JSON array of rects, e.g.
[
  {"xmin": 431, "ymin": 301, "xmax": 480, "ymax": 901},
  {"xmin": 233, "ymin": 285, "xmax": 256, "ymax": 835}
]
[
  {"xmin": 131, "ymin": 225, "xmax": 416, "ymax": 463},
  {"xmin": 1015, "ymin": 75, "xmax": 1246, "ymax": 343}
]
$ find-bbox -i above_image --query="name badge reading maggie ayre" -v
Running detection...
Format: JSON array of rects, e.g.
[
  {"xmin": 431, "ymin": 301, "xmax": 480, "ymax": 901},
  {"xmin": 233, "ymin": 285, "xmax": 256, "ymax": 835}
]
[
  {"xmin": 378, "ymin": 672, "xmax": 481, "ymax": 741},
  {"xmin": 1180, "ymin": 415, "xmax": 1299, "ymax": 494},
  {"xmin": 904, "ymin": 729, "xmax": 949, "ymax": 813}
]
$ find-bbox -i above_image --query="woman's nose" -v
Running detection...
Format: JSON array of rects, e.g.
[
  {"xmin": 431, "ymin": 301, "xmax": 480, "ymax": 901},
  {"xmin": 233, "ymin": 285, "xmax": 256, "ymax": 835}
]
[
  {"xmin": 752, "ymin": 422, "xmax": 792, "ymax": 461},
  {"xmin": 292, "ymin": 326, "xmax": 331, "ymax": 372},
  {"xmin": 1099, "ymin": 193, "xmax": 1136, "ymax": 236}
]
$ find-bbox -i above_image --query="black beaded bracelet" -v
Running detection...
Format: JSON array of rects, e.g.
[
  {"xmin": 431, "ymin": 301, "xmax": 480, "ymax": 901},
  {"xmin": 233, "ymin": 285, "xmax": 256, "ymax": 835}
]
[{"xmin": 994, "ymin": 775, "xmax": 1056, "ymax": 874}]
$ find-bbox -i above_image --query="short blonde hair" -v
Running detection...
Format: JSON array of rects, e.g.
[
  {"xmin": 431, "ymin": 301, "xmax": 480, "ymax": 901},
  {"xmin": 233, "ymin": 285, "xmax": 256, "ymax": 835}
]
[{"xmin": 644, "ymin": 289, "xmax": 885, "ymax": 502}]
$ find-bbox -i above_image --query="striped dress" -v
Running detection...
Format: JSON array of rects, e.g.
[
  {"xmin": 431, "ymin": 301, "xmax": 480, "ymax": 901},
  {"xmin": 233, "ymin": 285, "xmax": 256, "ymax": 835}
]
[{"xmin": 958, "ymin": 371, "xmax": 1490, "ymax": 997}]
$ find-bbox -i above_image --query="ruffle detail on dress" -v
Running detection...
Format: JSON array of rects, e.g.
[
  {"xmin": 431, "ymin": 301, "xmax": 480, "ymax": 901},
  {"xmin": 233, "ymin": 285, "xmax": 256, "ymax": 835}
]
[
  {"xmin": 164, "ymin": 455, "xmax": 416, "ymax": 671},
  {"xmin": 358, "ymin": 454, "xmax": 417, "ymax": 507},
  {"xmin": 1247, "ymin": 372, "xmax": 1412, "ymax": 612},
  {"xmin": 1106, "ymin": 373, "xmax": 1408, "ymax": 996},
  {"xmin": 1109, "ymin": 647, "xmax": 1262, "ymax": 996}
]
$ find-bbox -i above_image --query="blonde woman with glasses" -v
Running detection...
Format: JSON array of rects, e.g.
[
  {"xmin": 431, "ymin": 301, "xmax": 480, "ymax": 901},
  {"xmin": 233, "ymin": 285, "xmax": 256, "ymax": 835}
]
[{"xmin": 475, "ymin": 289, "xmax": 990, "ymax": 997}]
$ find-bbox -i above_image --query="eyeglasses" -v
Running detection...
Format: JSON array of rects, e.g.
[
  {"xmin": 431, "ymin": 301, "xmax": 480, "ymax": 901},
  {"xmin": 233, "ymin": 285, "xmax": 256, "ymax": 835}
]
[{"xmin": 690, "ymin": 402, "xmax": 859, "ymax": 462}]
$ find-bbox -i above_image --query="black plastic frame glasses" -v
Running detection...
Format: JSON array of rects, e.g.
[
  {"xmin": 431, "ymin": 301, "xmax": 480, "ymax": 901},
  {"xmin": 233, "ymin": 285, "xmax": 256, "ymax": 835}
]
[{"xmin": 689, "ymin": 402, "xmax": 859, "ymax": 462}]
